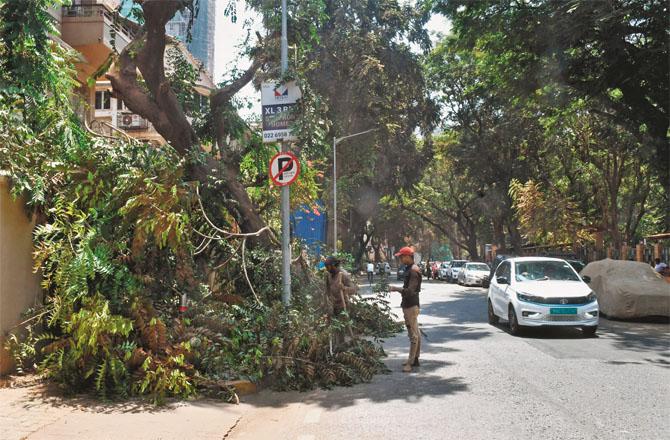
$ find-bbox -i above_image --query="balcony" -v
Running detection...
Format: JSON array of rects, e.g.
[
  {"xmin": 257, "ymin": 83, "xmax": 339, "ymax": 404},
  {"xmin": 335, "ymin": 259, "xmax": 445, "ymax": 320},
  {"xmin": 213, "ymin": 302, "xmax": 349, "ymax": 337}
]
[{"xmin": 60, "ymin": 3, "xmax": 136, "ymax": 81}]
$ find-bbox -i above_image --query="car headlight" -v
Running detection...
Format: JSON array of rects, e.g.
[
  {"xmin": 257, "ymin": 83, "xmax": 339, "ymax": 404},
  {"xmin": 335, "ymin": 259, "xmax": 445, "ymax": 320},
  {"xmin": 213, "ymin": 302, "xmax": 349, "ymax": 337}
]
[
  {"xmin": 517, "ymin": 292, "xmax": 540, "ymax": 303},
  {"xmin": 586, "ymin": 291, "xmax": 597, "ymax": 303}
]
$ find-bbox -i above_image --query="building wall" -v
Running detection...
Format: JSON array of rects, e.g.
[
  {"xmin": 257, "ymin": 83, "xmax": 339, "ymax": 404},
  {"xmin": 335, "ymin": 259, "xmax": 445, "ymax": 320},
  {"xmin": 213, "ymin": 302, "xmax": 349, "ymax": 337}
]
[
  {"xmin": 166, "ymin": 0, "xmax": 216, "ymax": 75},
  {"xmin": 0, "ymin": 177, "xmax": 42, "ymax": 375}
]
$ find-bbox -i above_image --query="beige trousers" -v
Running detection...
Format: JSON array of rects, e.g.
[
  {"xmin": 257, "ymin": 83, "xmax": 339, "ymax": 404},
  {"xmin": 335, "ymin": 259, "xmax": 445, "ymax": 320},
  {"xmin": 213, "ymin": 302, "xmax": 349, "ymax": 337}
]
[{"xmin": 403, "ymin": 306, "xmax": 421, "ymax": 364}]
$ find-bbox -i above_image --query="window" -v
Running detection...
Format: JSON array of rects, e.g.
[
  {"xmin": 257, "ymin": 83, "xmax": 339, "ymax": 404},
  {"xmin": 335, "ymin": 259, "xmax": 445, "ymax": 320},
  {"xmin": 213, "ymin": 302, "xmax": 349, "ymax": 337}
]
[
  {"xmin": 495, "ymin": 262, "xmax": 511, "ymax": 280},
  {"xmin": 467, "ymin": 263, "xmax": 490, "ymax": 272},
  {"xmin": 514, "ymin": 261, "xmax": 580, "ymax": 282},
  {"xmin": 95, "ymin": 90, "xmax": 111, "ymax": 110},
  {"xmin": 117, "ymin": 98, "xmax": 125, "ymax": 110}
]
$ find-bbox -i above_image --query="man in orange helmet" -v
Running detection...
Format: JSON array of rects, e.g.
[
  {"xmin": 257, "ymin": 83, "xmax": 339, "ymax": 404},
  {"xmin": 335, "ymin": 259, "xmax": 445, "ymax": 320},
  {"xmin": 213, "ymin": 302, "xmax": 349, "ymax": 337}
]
[{"xmin": 390, "ymin": 246, "xmax": 422, "ymax": 372}]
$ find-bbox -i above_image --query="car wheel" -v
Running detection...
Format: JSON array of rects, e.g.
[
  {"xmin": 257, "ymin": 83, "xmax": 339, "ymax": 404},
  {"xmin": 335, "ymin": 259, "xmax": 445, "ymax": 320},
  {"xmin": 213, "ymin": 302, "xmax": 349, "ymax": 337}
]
[
  {"xmin": 582, "ymin": 326, "xmax": 597, "ymax": 337},
  {"xmin": 508, "ymin": 305, "xmax": 523, "ymax": 336},
  {"xmin": 488, "ymin": 300, "xmax": 499, "ymax": 325}
]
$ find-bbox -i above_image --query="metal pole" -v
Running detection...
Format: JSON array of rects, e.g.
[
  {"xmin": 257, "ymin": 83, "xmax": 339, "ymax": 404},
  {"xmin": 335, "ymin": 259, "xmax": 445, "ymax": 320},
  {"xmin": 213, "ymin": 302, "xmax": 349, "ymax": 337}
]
[
  {"xmin": 281, "ymin": 0, "xmax": 288, "ymax": 72},
  {"xmin": 280, "ymin": 0, "xmax": 291, "ymax": 306},
  {"xmin": 331, "ymin": 128, "xmax": 377, "ymax": 256},
  {"xmin": 333, "ymin": 137, "xmax": 337, "ymax": 254}
]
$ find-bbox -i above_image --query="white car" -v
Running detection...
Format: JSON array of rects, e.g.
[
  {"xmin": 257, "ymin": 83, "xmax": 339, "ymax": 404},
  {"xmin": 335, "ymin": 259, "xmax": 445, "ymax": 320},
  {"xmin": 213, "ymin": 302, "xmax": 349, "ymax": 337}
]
[
  {"xmin": 458, "ymin": 262, "xmax": 490, "ymax": 286},
  {"xmin": 438, "ymin": 262, "xmax": 451, "ymax": 280},
  {"xmin": 448, "ymin": 260, "xmax": 467, "ymax": 283},
  {"xmin": 487, "ymin": 257, "xmax": 599, "ymax": 336}
]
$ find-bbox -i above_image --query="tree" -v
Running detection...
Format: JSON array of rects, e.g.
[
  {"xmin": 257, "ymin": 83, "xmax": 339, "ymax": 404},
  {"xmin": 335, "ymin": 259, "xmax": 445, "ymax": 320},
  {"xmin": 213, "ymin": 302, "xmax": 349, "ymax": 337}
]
[
  {"xmin": 247, "ymin": 0, "xmax": 438, "ymax": 261},
  {"xmin": 435, "ymin": 0, "xmax": 670, "ymax": 228},
  {"xmin": 107, "ymin": 0, "xmax": 271, "ymax": 244},
  {"xmin": 1, "ymin": 0, "xmax": 402, "ymax": 400},
  {"xmin": 425, "ymin": 40, "xmax": 551, "ymax": 252},
  {"xmin": 541, "ymin": 108, "xmax": 658, "ymax": 246}
]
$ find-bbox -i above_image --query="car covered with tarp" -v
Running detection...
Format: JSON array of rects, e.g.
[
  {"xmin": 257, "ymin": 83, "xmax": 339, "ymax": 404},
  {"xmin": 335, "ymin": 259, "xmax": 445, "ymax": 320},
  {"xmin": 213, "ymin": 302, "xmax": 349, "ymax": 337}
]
[{"xmin": 581, "ymin": 259, "xmax": 670, "ymax": 319}]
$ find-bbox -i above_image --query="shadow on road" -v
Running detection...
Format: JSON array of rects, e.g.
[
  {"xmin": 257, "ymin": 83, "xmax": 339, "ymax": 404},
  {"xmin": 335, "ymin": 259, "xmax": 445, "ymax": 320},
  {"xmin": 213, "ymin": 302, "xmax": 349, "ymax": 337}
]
[
  {"xmin": 420, "ymin": 289, "xmax": 488, "ymax": 326},
  {"xmin": 13, "ymin": 381, "xmax": 173, "ymax": 414},
  {"xmin": 240, "ymin": 357, "xmax": 469, "ymax": 410},
  {"xmin": 597, "ymin": 319, "xmax": 670, "ymax": 354}
]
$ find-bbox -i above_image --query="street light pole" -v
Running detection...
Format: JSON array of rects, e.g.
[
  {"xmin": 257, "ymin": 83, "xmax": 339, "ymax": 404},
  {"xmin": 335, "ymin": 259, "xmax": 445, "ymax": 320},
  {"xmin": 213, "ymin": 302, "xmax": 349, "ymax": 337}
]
[
  {"xmin": 280, "ymin": 0, "xmax": 291, "ymax": 306},
  {"xmin": 333, "ymin": 136, "xmax": 337, "ymax": 255},
  {"xmin": 332, "ymin": 128, "xmax": 378, "ymax": 254}
]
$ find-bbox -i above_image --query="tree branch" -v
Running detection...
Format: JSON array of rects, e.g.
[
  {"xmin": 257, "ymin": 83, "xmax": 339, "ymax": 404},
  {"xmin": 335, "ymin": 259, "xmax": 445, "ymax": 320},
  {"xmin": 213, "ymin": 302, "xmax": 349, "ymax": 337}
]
[{"xmin": 211, "ymin": 58, "xmax": 263, "ymax": 110}]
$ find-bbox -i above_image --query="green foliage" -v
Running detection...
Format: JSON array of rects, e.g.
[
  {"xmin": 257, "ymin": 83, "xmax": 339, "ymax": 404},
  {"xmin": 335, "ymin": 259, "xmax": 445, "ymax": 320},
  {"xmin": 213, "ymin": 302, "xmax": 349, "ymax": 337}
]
[
  {"xmin": 165, "ymin": 44, "xmax": 211, "ymax": 141},
  {"xmin": 435, "ymin": 0, "xmax": 669, "ymax": 229},
  {"xmin": 0, "ymin": 0, "xmax": 400, "ymax": 405},
  {"xmin": 135, "ymin": 352, "xmax": 196, "ymax": 405},
  {"xmin": 0, "ymin": 0, "xmax": 74, "ymax": 99},
  {"xmin": 417, "ymin": 11, "xmax": 666, "ymax": 255}
]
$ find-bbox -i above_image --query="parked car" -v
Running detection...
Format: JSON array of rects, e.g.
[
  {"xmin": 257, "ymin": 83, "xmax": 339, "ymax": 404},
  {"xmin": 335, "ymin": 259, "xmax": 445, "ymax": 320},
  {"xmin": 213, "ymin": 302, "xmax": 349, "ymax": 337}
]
[
  {"xmin": 447, "ymin": 260, "xmax": 467, "ymax": 283},
  {"xmin": 566, "ymin": 259, "xmax": 586, "ymax": 274},
  {"xmin": 431, "ymin": 261, "xmax": 440, "ymax": 279},
  {"xmin": 457, "ymin": 262, "xmax": 491, "ymax": 286},
  {"xmin": 487, "ymin": 257, "xmax": 599, "ymax": 336},
  {"xmin": 397, "ymin": 264, "xmax": 408, "ymax": 281},
  {"xmin": 383, "ymin": 262, "xmax": 391, "ymax": 276},
  {"xmin": 438, "ymin": 262, "xmax": 451, "ymax": 280}
]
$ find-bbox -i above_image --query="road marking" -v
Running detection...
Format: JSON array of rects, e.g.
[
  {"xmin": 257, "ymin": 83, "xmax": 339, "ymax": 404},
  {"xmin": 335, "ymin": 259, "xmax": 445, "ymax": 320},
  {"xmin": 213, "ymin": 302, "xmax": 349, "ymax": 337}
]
[{"xmin": 303, "ymin": 408, "xmax": 322, "ymax": 424}]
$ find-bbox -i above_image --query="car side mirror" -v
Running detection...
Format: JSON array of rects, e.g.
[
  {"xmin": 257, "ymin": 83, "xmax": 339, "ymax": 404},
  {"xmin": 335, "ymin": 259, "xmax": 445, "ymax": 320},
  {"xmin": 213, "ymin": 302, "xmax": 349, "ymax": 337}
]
[
  {"xmin": 582, "ymin": 275, "xmax": 591, "ymax": 284},
  {"xmin": 496, "ymin": 276, "xmax": 508, "ymax": 285}
]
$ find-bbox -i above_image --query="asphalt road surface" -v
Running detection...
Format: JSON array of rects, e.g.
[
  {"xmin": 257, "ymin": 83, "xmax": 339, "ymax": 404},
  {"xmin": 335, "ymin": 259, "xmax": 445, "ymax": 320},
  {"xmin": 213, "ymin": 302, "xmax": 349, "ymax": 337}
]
[{"xmin": 231, "ymin": 278, "xmax": 670, "ymax": 440}]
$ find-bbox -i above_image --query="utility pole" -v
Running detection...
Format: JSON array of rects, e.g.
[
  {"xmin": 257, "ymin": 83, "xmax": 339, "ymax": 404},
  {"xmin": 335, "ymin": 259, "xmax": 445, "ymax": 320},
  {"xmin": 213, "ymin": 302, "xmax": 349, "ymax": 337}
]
[
  {"xmin": 332, "ymin": 128, "xmax": 378, "ymax": 254},
  {"xmin": 280, "ymin": 0, "xmax": 291, "ymax": 306}
]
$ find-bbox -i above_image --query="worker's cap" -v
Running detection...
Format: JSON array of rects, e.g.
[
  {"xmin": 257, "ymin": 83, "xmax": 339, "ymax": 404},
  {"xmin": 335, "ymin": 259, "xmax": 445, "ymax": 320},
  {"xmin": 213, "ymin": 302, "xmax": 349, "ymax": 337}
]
[
  {"xmin": 324, "ymin": 256, "xmax": 340, "ymax": 266},
  {"xmin": 394, "ymin": 246, "xmax": 415, "ymax": 257}
]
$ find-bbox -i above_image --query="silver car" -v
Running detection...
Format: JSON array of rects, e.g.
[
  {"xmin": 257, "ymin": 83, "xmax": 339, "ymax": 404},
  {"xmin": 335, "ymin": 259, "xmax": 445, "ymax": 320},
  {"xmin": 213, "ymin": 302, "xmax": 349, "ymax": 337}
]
[
  {"xmin": 457, "ymin": 262, "xmax": 491, "ymax": 286},
  {"xmin": 448, "ymin": 260, "xmax": 467, "ymax": 283},
  {"xmin": 438, "ymin": 262, "xmax": 451, "ymax": 280}
]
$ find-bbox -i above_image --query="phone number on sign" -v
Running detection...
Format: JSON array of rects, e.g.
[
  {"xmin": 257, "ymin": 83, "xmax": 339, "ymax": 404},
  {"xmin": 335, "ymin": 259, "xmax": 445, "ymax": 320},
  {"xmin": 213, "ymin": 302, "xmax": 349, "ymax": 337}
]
[{"xmin": 263, "ymin": 131, "xmax": 291, "ymax": 140}]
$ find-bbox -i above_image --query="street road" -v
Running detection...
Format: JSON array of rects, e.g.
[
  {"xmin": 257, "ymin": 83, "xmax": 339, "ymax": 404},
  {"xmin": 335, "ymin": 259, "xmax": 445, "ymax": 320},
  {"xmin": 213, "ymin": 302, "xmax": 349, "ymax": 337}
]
[{"xmin": 231, "ymin": 277, "xmax": 670, "ymax": 440}]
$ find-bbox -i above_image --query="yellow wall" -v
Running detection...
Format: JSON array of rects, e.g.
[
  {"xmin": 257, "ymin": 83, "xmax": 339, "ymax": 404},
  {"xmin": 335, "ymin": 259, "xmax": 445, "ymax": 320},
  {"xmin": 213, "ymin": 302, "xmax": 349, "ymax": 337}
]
[{"xmin": 0, "ymin": 177, "xmax": 42, "ymax": 374}]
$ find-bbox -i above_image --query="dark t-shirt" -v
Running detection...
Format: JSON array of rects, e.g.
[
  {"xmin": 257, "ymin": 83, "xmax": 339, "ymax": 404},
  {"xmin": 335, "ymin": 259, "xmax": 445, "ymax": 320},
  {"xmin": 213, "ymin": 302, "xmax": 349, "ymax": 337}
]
[{"xmin": 400, "ymin": 264, "xmax": 421, "ymax": 308}]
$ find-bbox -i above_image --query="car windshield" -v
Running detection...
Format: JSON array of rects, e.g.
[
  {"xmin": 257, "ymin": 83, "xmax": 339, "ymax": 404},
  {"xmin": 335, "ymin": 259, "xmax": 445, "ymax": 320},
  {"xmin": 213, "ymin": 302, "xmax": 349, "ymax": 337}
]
[
  {"xmin": 568, "ymin": 261, "xmax": 585, "ymax": 272},
  {"xmin": 467, "ymin": 263, "xmax": 489, "ymax": 271},
  {"xmin": 452, "ymin": 261, "xmax": 465, "ymax": 268},
  {"xmin": 441, "ymin": 263, "xmax": 449, "ymax": 268},
  {"xmin": 514, "ymin": 261, "xmax": 580, "ymax": 282}
]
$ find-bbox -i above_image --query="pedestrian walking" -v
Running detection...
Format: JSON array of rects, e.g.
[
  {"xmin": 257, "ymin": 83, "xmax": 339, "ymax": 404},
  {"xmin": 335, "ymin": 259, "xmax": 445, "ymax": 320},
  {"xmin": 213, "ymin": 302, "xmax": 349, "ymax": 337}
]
[
  {"xmin": 389, "ymin": 246, "xmax": 422, "ymax": 372},
  {"xmin": 366, "ymin": 261, "xmax": 375, "ymax": 284}
]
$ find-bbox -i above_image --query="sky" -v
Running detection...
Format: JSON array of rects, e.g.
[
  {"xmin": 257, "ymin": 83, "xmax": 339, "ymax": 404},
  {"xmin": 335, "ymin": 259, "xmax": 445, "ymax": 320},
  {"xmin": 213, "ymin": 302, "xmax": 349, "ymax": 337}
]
[{"xmin": 214, "ymin": 1, "xmax": 452, "ymax": 119}]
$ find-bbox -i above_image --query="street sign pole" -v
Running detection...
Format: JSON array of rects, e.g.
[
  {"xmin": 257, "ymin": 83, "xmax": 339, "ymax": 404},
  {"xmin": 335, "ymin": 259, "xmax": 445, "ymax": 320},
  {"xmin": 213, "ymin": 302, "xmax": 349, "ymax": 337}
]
[{"xmin": 280, "ymin": 0, "xmax": 291, "ymax": 306}]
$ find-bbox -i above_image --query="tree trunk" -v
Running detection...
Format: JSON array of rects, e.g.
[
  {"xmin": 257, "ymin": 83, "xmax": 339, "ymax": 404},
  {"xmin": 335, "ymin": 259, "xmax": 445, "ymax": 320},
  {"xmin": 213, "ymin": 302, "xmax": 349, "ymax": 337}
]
[
  {"xmin": 492, "ymin": 217, "xmax": 506, "ymax": 251},
  {"xmin": 506, "ymin": 218, "xmax": 523, "ymax": 254},
  {"xmin": 107, "ymin": 3, "xmax": 271, "ymax": 246}
]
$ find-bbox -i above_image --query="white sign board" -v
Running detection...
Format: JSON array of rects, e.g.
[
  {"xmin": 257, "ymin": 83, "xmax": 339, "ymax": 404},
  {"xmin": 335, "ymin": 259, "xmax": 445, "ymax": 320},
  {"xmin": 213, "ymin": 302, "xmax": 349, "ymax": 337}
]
[{"xmin": 261, "ymin": 81, "xmax": 302, "ymax": 143}]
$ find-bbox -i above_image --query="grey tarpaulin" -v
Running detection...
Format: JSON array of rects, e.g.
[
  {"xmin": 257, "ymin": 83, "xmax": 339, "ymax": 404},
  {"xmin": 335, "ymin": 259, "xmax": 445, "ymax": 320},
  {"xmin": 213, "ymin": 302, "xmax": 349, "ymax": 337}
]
[{"xmin": 581, "ymin": 259, "xmax": 670, "ymax": 319}]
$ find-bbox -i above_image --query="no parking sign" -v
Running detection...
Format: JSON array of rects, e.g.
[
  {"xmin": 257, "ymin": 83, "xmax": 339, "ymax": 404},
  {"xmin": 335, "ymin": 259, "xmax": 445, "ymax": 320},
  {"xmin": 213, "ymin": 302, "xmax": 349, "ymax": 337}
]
[{"xmin": 269, "ymin": 152, "xmax": 300, "ymax": 187}]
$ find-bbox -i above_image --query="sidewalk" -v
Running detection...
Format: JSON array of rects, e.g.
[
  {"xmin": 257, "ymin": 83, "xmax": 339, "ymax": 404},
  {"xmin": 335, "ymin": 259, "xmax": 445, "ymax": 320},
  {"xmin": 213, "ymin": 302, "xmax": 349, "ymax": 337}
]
[{"xmin": 0, "ymin": 378, "xmax": 247, "ymax": 440}]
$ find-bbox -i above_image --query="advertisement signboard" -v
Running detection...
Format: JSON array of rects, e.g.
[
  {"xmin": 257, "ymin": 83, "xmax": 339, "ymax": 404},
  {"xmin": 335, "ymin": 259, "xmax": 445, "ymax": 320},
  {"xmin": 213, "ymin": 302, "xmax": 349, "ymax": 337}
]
[{"xmin": 261, "ymin": 81, "xmax": 302, "ymax": 143}]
